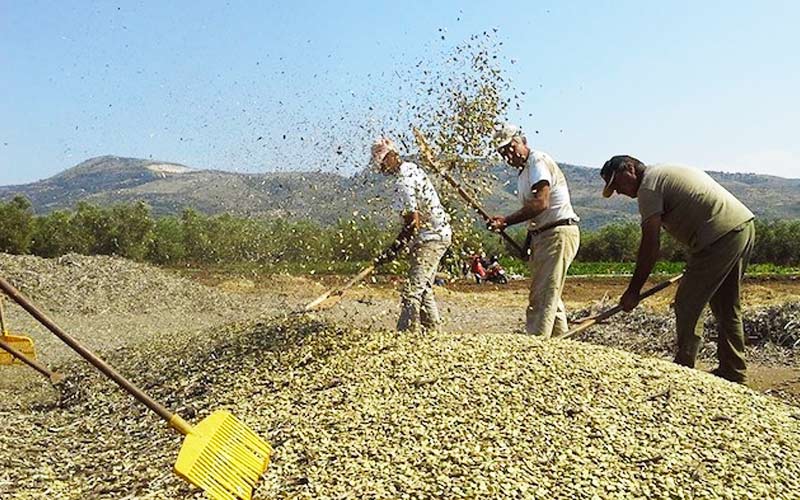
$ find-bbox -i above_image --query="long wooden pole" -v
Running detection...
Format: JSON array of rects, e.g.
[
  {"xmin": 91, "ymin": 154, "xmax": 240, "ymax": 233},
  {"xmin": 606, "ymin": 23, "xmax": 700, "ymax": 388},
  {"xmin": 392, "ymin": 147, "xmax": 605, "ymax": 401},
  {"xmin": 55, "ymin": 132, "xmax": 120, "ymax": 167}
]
[
  {"xmin": 0, "ymin": 295, "xmax": 64, "ymax": 383},
  {"xmin": 0, "ymin": 338, "xmax": 63, "ymax": 383},
  {"xmin": 0, "ymin": 276, "xmax": 178, "ymax": 425},
  {"xmin": 303, "ymin": 265, "xmax": 376, "ymax": 312},
  {"xmin": 560, "ymin": 273, "xmax": 684, "ymax": 339},
  {"xmin": 412, "ymin": 128, "xmax": 526, "ymax": 258}
]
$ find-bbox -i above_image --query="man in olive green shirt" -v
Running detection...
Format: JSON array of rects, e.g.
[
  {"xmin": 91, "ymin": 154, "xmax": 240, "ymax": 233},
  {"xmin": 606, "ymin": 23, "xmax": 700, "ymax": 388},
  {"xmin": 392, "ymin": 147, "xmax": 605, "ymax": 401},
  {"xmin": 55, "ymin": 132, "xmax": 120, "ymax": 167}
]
[{"xmin": 600, "ymin": 155, "xmax": 755, "ymax": 383}]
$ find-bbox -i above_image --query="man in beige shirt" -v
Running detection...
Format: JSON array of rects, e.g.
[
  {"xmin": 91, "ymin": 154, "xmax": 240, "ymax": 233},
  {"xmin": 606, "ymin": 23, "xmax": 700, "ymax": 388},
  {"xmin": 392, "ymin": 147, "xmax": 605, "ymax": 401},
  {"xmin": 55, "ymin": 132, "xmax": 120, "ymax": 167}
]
[{"xmin": 601, "ymin": 155, "xmax": 755, "ymax": 383}]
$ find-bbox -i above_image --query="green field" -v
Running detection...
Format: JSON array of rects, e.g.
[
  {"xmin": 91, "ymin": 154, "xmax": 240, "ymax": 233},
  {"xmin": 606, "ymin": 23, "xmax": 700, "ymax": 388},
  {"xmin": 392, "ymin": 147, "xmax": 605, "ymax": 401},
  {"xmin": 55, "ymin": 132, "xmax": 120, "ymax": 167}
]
[{"xmin": 500, "ymin": 259, "xmax": 799, "ymax": 277}]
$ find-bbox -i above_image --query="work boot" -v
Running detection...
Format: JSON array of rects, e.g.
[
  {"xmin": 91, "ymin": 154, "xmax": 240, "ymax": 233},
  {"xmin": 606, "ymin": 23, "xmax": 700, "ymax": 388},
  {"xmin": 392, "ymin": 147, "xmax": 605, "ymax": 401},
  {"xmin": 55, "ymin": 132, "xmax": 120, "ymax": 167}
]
[
  {"xmin": 709, "ymin": 367, "xmax": 747, "ymax": 385},
  {"xmin": 674, "ymin": 335, "xmax": 703, "ymax": 368},
  {"xmin": 421, "ymin": 321, "xmax": 442, "ymax": 335}
]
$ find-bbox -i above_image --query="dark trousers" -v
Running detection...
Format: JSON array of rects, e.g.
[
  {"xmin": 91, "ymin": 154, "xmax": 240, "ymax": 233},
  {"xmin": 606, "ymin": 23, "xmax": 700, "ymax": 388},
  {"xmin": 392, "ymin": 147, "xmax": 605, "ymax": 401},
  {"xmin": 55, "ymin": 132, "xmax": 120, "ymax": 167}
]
[{"xmin": 673, "ymin": 221, "xmax": 755, "ymax": 381}]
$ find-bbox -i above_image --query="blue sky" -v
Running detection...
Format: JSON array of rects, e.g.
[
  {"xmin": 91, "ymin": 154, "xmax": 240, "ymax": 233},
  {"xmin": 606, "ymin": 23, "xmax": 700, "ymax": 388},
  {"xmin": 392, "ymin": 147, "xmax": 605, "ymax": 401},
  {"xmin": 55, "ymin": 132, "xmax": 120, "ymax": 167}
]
[{"xmin": 1, "ymin": 0, "xmax": 798, "ymax": 185}]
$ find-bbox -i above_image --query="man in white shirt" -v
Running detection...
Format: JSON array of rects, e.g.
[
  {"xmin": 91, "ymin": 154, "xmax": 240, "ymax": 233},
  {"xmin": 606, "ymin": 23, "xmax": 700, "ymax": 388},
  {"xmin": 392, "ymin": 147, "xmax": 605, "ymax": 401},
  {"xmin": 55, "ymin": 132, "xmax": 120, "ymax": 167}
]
[
  {"xmin": 371, "ymin": 137, "xmax": 452, "ymax": 333},
  {"xmin": 488, "ymin": 124, "xmax": 580, "ymax": 337}
]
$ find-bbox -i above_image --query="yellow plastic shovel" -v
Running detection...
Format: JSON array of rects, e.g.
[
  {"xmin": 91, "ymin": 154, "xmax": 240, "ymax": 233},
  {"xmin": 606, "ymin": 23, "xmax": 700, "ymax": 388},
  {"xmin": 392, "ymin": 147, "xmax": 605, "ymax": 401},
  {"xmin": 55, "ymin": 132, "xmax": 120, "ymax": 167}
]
[
  {"xmin": 0, "ymin": 276, "xmax": 271, "ymax": 500},
  {"xmin": 0, "ymin": 296, "xmax": 36, "ymax": 366}
]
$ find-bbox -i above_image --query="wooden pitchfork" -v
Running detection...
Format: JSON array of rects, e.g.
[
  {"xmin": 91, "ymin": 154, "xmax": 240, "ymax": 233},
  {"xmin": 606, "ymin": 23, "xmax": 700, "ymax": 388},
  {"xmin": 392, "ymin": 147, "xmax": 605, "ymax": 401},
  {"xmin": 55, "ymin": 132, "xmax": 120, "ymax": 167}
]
[
  {"xmin": 560, "ymin": 273, "xmax": 684, "ymax": 339},
  {"xmin": 303, "ymin": 264, "xmax": 375, "ymax": 312},
  {"xmin": 0, "ymin": 276, "xmax": 271, "ymax": 500},
  {"xmin": 412, "ymin": 127, "xmax": 526, "ymax": 259}
]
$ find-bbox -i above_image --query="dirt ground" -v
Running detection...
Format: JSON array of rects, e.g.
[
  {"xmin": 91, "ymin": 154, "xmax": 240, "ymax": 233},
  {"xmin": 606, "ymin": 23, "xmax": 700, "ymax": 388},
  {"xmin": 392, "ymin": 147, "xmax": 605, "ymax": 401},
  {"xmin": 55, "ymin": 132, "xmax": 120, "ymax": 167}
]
[{"xmin": 196, "ymin": 272, "xmax": 800, "ymax": 311}]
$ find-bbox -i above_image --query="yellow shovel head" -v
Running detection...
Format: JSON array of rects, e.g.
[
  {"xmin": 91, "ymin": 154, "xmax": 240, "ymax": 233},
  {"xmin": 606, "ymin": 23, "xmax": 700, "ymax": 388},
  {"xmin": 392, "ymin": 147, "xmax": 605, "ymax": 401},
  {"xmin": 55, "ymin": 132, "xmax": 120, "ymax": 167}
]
[
  {"xmin": 0, "ymin": 333, "xmax": 36, "ymax": 366},
  {"xmin": 174, "ymin": 411, "xmax": 272, "ymax": 500}
]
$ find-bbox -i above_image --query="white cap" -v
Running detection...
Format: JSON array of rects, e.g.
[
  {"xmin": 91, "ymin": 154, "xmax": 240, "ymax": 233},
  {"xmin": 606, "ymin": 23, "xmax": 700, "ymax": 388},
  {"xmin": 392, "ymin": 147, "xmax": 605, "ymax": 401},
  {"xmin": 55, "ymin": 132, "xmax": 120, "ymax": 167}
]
[
  {"xmin": 370, "ymin": 137, "xmax": 398, "ymax": 167},
  {"xmin": 493, "ymin": 123, "xmax": 521, "ymax": 151}
]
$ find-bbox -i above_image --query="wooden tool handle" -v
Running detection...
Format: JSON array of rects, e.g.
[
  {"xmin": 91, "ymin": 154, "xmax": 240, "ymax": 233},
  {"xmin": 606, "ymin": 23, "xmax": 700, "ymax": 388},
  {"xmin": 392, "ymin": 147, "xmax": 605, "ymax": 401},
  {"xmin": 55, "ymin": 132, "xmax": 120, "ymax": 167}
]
[
  {"xmin": 439, "ymin": 170, "xmax": 525, "ymax": 256},
  {"xmin": 342, "ymin": 265, "xmax": 376, "ymax": 290},
  {"xmin": 303, "ymin": 292, "xmax": 333, "ymax": 312},
  {"xmin": 304, "ymin": 265, "xmax": 375, "ymax": 312},
  {"xmin": 0, "ymin": 296, "xmax": 7, "ymax": 336},
  {"xmin": 412, "ymin": 128, "xmax": 525, "ymax": 257},
  {"xmin": 561, "ymin": 273, "xmax": 684, "ymax": 339},
  {"xmin": 0, "ymin": 337, "xmax": 63, "ymax": 383},
  {"xmin": 0, "ymin": 277, "xmax": 177, "ymax": 425}
]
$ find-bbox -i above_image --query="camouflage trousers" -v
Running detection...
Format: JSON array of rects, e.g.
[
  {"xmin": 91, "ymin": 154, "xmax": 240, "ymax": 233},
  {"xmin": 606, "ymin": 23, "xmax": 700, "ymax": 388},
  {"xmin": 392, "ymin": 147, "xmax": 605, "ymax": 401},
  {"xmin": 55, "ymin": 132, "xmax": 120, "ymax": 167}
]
[{"xmin": 397, "ymin": 237, "xmax": 451, "ymax": 333}]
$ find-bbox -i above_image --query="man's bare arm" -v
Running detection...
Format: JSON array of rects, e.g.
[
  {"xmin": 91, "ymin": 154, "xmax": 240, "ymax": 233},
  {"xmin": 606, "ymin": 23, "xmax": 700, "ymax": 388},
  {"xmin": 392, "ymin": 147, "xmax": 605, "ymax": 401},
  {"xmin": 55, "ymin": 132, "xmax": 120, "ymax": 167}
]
[
  {"xmin": 489, "ymin": 181, "xmax": 550, "ymax": 230},
  {"xmin": 620, "ymin": 214, "xmax": 661, "ymax": 311},
  {"xmin": 376, "ymin": 211, "xmax": 419, "ymax": 264}
]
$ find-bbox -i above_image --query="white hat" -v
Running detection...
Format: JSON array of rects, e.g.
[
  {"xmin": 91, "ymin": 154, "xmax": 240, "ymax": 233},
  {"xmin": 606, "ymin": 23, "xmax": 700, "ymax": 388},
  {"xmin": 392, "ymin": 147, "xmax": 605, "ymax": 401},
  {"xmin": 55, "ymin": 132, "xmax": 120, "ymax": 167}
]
[
  {"xmin": 370, "ymin": 137, "xmax": 398, "ymax": 167},
  {"xmin": 493, "ymin": 123, "xmax": 521, "ymax": 151}
]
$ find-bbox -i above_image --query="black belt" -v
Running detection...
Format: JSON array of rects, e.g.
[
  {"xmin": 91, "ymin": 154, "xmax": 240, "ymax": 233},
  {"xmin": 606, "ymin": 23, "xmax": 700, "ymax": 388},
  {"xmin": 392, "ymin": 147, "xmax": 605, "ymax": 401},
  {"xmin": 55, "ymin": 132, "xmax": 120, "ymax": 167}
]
[{"xmin": 530, "ymin": 218, "xmax": 579, "ymax": 236}]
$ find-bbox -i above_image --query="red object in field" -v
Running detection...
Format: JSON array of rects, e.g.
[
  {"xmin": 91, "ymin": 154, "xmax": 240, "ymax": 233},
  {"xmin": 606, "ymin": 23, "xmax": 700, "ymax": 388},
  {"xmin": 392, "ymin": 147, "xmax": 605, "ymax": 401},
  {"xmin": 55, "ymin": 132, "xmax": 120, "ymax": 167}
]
[{"xmin": 470, "ymin": 255, "xmax": 487, "ymax": 279}]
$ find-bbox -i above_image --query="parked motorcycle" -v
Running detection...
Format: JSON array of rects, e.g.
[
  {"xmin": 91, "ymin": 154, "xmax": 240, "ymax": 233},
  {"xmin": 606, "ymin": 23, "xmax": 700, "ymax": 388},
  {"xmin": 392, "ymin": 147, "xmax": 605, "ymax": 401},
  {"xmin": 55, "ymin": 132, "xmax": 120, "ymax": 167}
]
[
  {"xmin": 483, "ymin": 263, "xmax": 509, "ymax": 284},
  {"xmin": 469, "ymin": 255, "xmax": 508, "ymax": 285}
]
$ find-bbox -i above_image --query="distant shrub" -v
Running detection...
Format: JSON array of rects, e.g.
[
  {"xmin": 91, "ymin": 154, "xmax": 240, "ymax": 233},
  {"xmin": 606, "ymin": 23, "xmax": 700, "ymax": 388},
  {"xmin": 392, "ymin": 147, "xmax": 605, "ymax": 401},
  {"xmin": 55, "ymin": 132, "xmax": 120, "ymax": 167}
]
[
  {"xmin": 751, "ymin": 219, "xmax": 800, "ymax": 266},
  {"xmin": 0, "ymin": 196, "xmax": 798, "ymax": 271},
  {"xmin": 0, "ymin": 196, "xmax": 34, "ymax": 254}
]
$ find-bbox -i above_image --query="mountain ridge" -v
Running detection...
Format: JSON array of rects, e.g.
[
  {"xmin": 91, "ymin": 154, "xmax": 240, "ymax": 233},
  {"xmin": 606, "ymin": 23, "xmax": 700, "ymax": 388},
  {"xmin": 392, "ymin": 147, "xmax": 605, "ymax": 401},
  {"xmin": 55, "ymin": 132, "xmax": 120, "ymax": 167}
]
[{"xmin": 2, "ymin": 155, "xmax": 798, "ymax": 229}]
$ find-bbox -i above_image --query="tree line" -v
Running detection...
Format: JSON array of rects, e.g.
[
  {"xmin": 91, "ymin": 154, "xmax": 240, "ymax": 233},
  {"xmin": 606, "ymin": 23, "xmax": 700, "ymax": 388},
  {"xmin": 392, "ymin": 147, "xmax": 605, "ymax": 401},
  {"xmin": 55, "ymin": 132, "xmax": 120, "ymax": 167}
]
[{"xmin": 1, "ymin": 196, "xmax": 798, "ymax": 271}]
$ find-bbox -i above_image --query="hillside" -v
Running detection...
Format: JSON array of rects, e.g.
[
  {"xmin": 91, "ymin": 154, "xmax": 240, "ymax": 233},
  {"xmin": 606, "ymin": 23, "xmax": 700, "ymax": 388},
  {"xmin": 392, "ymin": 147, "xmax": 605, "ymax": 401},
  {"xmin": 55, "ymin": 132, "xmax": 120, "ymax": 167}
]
[
  {"xmin": 0, "ymin": 156, "xmax": 392, "ymax": 224},
  {"xmin": 2, "ymin": 156, "xmax": 799, "ymax": 229}
]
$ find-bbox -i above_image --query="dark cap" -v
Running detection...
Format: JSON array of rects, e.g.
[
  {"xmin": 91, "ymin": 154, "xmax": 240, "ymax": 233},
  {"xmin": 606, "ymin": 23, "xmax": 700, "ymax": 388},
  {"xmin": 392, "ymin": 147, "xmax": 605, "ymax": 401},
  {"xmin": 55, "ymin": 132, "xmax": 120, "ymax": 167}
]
[{"xmin": 600, "ymin": 155, "xmax": 642, "ymax": 198}]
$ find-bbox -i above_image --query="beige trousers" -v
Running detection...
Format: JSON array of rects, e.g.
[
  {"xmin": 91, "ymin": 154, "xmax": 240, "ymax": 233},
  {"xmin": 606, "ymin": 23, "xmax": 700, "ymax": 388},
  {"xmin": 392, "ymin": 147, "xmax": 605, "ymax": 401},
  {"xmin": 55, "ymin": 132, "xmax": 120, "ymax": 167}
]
[
  {"xmin": 526, "ymin": 225, "xmax": 580, "ymax": 337},
  {"xmin": 397, "ymin": 237, "xmax": 451, "ymax": 332}
]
